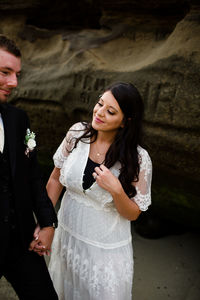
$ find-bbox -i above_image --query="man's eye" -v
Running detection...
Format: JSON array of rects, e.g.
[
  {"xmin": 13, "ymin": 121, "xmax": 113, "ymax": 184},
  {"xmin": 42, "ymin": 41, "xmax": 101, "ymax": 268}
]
[{"xmin": 0, "ymin": 71, "xmax": 9, "ymax": 75}]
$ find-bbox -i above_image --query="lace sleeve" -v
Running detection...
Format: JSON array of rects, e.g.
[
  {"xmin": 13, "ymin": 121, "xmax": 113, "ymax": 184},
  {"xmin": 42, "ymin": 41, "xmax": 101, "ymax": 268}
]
[
  {"xmin": 131, "ymin": 147, "xmax": 152, "ymax": 211},
  {"xmin": 53, "ymin": 122, "xmax": 84, "ymax": 169}
]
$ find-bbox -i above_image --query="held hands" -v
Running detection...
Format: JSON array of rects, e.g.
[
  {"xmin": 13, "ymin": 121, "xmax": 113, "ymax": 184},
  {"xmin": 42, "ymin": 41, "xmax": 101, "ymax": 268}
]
[
  {"xmin": 29, "ymin": 224, "xmax": 55, "ymax": 256},
  {"xmin": 92, "ymin": 164, "xmax": 122, "ymax": 195}
]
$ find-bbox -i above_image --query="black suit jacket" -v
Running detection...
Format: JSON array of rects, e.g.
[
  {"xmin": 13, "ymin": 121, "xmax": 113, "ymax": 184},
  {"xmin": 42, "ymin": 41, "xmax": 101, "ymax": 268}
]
[{"xmin": 0, "ymin": 103, "xmax": 57, "ymax": 257}]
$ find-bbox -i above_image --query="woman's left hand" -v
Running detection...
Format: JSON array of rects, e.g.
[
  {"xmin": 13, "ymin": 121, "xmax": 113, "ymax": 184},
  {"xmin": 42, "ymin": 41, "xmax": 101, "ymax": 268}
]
[{"xmin": 93, "ymin": 165, "xmax": 122, "ymax": 195}]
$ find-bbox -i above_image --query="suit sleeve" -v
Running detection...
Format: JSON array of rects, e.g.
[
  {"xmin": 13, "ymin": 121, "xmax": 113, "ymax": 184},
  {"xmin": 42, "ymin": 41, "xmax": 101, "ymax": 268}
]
[{"xmin": 22, "ymin": 111, "xmax": 57, "ymax": 228}]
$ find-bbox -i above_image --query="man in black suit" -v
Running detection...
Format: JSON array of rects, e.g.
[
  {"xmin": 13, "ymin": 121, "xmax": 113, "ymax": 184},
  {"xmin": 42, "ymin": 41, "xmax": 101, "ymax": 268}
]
[{"xmin": 0, "ymin": 35, "xmax": 58, "ymax": 299}]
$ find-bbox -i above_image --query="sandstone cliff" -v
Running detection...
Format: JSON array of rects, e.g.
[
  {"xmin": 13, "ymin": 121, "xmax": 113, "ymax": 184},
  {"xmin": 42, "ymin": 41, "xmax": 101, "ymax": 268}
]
[{"xmin": 0, "ymin": 0, "xmax": 199, "ymax": 231}]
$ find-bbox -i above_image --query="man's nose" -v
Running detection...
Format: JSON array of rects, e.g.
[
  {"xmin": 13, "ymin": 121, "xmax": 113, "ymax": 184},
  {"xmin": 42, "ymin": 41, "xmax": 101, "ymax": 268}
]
[{"xmin": 7, "ymin": 74, "xmax": 18, "ymax": 88}]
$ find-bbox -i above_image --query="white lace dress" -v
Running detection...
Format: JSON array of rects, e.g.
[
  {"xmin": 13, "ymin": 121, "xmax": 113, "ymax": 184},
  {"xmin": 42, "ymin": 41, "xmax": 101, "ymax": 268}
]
[{"xmin": 48, "ymin": 122, "xmax": 152, "ymax": 300}]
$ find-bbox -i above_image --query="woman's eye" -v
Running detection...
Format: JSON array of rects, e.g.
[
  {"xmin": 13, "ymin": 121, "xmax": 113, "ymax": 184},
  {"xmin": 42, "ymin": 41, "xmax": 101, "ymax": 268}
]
[
  {"xmin": 108, "ymin": 110, "xmax": 115, "ymax": 115},
  {"xmin": 97, "ymin": 102, "xmax": 103, "ymax": 106}
]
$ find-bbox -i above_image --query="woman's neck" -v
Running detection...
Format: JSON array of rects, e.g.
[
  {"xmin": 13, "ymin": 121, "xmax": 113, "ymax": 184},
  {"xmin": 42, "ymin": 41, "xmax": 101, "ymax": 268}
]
[
  {"xmin": 89, "ymin": 131, "xmax": 115, "ymax": 164},
  {"xmin": 95, "ymin": 130, "xmax": 115, "ymax": 145}
]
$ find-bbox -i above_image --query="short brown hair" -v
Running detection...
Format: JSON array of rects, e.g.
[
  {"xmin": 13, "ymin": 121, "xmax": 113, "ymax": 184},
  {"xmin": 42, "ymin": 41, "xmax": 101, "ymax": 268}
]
[{"xmin": 0, "ymin": 35, "xmax": 21, "ymax": 57}]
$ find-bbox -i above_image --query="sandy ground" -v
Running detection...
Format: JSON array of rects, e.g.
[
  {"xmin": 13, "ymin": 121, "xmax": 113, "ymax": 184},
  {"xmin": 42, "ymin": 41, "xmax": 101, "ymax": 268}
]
[
  {"xmin": 132, "ymin": 227, "xmax": 200, "ymax": 300},
  {"xmin": 0, "ymin": 226, "xmax": 200, "ymax": 300}
]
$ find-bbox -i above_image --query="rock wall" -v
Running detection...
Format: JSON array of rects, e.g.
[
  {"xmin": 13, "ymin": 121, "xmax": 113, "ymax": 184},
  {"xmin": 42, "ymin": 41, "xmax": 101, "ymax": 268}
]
[{"xmin": 0, "ymin": 0, "xmax": 199, "ymax": 229}]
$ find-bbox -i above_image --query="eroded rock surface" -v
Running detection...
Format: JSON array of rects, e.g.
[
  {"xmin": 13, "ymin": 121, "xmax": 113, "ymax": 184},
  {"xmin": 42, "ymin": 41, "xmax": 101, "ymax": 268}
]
[{"xmin": 0, "ymin": 0, "xmax": 199, "ymax": 228}]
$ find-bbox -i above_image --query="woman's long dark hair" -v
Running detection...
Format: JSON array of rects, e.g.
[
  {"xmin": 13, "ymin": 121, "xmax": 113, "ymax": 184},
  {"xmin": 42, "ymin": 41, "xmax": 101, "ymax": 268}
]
[{"xmin": 72, "ymin": 82, "xmax": 144, "ymax": 198}]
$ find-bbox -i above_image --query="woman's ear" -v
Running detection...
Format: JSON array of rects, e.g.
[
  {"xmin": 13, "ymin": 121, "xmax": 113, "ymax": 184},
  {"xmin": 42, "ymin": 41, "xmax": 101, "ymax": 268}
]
[
  {"xmin": 120, "ymin": 117, "xmax": 131, "ymax": 128},
  {"xmin": 120, "ymin": 117, "xmax": 125, "ymax": 128}
]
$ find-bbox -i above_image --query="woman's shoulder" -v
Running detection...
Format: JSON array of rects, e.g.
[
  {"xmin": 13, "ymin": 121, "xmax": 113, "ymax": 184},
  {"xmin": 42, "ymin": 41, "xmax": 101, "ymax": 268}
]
[
  {"xmin": 137, "ymin": 145, "xmax": 150, "ymax": 156},
  {"xmin": 137, "ymin": 145, "xmax": 152, "ymax": 166},
  {"xmin": 68, "ymin": 121, "xmax": 87, "ymax": 131},
  {"xmin": 66, "ymin": 122, "xmax": 88, "ymax": 140}
]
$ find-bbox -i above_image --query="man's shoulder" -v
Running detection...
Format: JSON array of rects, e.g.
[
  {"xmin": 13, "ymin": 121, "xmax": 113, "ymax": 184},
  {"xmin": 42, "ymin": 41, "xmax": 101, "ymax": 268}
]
[{"xmin": 6, "ymin": 103, "xmax": 28, "ymax": 118}]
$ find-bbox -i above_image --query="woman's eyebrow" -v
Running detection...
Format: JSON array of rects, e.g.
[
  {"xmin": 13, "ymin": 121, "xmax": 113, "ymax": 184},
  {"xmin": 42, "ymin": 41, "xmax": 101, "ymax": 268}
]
[
  {"xmin": 100, "ymin": 98, "xmax": 118, "ymax": 112},
  {"xmin": 109, "ymin": 106, "xmax": 118, "ymax": 112}
]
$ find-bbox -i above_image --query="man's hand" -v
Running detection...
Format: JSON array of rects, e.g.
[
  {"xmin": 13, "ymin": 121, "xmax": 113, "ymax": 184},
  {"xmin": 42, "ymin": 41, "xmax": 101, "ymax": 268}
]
[
  {"xmin": 29, "ymin": 226, "xmax": 55, "ymax": 256},
  {"xmin": 32, "ymin": 223, "xmax": 40, "ymax": 241}
]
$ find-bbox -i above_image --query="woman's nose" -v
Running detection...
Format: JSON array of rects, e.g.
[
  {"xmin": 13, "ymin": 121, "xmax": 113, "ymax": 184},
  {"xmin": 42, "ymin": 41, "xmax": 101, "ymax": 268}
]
[{"xmin": 97, "ymin": 106, "xmax": 105, "ymax": 116}]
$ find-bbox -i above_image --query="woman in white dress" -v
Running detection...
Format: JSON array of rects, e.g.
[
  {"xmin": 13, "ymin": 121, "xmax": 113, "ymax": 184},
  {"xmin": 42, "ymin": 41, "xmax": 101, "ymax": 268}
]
[{"xmin": 46, "ymin": 82, "xmax": 152, "ymax": 299}]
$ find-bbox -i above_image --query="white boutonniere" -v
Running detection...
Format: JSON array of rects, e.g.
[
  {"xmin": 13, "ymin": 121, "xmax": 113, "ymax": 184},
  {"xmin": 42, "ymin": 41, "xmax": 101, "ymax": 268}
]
[{"xmin": 25, "ymin": 128, "xmax": 36, "ymax": 156}]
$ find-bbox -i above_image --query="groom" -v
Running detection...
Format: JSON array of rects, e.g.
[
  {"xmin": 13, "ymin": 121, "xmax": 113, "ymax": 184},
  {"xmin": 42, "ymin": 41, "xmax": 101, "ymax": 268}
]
[{"xmin": 0, "ymin": 35, "xmax": 58, "ymax": 299}]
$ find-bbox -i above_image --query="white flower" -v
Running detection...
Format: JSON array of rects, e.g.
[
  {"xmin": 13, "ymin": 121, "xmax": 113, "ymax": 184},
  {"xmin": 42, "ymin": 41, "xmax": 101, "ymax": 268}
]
[
  {"xmin": 25, "ymin": 128, "xmax": 36, "ymax": 156},
  {"xmin": 27, "ymin": 138, "xmax": 36, "ymax": 150}
]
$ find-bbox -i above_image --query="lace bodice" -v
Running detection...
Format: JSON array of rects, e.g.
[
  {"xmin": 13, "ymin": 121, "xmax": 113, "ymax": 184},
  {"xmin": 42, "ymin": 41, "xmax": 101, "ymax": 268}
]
[
  {"xmin": 53, "ymin": 122, "xmax": 152, "ymax": 248},
  {"xmin": 54, "ymin": 122, "xmax": 152, "ymax": 212}
]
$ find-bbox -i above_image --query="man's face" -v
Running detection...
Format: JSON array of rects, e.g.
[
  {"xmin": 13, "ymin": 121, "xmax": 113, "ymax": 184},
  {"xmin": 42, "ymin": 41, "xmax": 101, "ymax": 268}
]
[{"xmin": 0, "ymin": 48, "xmax": 21, "ymax": 103}]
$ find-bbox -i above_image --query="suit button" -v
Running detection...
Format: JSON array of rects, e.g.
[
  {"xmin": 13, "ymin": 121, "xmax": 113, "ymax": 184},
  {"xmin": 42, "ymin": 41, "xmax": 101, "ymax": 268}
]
[
  {"xmin": 11, "ymin": 224, "xmax": 16, "ymax": 230},
  {"xmin": 4, "ymin": 216, "xmax": 9, "ymax": 223}
]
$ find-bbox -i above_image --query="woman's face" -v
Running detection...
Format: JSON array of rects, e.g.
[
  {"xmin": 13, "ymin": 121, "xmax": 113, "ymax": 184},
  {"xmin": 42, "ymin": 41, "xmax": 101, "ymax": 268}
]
[{"xmin": 92, "ymin": 90, "xmax": 124, "ymax": 135}]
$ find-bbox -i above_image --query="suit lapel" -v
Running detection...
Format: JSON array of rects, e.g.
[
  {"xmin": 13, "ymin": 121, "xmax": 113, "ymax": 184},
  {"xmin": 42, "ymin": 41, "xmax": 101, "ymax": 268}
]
[{"xmin": 1, "ymin": 104, "xmax": 17, "ymax": 177}]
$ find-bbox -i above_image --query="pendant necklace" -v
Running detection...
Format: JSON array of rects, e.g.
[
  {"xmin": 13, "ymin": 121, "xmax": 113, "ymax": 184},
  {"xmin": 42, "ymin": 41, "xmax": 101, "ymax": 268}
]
[
  {"xmin": 96, "ymin": 151, "xmax": 105, "ymax": 157},
  {"xmin": 95, "ymin": 143, "xmax": 108, "ymax": 157}
]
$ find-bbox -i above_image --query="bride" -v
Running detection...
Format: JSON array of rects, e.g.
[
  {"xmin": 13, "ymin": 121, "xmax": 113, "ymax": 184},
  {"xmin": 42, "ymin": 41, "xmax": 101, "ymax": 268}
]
[{"xmin": 35, "ymin": 82, "xmax": 152, "ymax": 300}]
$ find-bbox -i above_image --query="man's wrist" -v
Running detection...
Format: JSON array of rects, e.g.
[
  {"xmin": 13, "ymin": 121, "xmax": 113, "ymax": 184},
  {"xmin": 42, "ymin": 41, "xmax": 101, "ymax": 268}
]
[{"xmin": 43, "ymin": 222, "xmax": 58, "ymax": 229}]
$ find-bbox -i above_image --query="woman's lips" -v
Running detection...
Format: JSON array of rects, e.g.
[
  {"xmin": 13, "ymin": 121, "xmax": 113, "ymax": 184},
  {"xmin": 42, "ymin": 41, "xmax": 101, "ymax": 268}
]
[{"xmin": 95, "ymin": 117, "xmax": 104, "ymax": 124}]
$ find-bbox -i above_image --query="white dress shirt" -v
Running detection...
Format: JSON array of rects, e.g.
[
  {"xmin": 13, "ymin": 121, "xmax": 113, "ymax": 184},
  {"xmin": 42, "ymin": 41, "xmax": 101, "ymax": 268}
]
[{"xmin": 0, "ymin": 113, "xmax": 4, "ymax": 153}]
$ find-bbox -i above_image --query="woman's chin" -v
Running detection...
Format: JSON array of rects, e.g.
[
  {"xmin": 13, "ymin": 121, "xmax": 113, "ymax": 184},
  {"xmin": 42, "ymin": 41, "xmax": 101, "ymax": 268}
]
[{"xmin": 91, "ymin": 120, "xmax": 99, "ymax": 130}]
